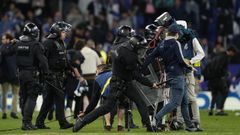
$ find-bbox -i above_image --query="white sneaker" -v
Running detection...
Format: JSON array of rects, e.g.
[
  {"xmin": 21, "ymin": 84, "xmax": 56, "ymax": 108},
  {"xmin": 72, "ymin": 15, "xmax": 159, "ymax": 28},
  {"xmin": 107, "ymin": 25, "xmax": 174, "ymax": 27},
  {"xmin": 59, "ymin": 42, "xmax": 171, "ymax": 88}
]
[{"xmin": 65, "ymin": 107, "xmax": 72, "ymax": 122}]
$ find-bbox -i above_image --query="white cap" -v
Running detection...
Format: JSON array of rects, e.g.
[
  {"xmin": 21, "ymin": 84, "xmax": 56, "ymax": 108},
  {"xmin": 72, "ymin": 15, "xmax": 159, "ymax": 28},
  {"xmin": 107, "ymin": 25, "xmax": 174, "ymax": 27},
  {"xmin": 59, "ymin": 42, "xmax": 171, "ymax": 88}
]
[{"xmin": 176, "ymin": 20, "xmax": 187, "ymax": 29}]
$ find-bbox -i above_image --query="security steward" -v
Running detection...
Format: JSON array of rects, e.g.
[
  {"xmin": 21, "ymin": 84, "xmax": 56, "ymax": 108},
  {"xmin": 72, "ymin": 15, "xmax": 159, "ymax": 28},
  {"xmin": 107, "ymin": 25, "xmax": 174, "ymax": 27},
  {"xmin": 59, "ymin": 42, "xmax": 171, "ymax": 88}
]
[
  {"xmin": 13, "ymin": 23, "xmax": 49, "ymax": 130},
  {"xmin": 35, "ymin": 21, "xmax": 73, "ymax": 129},
  {"xmin": 73, "ymin": 35, "xmax": 159, "ymax": 132}
]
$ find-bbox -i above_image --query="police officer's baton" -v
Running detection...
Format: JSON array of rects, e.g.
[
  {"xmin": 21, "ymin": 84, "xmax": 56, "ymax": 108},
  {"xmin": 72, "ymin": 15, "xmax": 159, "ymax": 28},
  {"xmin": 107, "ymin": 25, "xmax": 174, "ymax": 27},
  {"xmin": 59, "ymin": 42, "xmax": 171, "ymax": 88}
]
[
  {"xmin": 45, "ymin": 80, "xmax": 65, "ymax": 95},
  {"xmin": 156, "ymin": 78, "xmax": 173, "ymax": 86}
]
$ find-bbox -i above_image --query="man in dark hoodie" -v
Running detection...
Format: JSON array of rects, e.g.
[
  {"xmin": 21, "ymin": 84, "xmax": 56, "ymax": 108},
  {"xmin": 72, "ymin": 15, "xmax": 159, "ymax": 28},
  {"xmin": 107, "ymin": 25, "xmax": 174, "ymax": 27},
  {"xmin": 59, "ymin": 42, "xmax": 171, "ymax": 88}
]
[{"xmin": 0, "ymin": 33, "xmax": 19, "ymax": 119}]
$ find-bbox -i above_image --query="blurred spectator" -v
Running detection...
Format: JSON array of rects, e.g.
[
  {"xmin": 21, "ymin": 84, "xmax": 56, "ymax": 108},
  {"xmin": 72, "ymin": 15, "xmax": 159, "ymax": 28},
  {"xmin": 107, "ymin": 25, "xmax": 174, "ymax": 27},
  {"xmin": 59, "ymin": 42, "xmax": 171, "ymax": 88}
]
[
  {"xmin": 0, "ymin": 33, "xmax": 19, "ymax": 119},
  {"xmin": 87, "ymin": 0, "xmax": 105, "ymax": 17},
  {"xmin": 205, "ymin": 46, "xmax": 238, "ymax": 116},
  {"xmin": 80, "ymin": 39, "xmax": 101, "ymax": 111},
  {"xmin": 118, "ymin": 11, "xmax": 132, "ymax": 26},
  {"xmin": 185, "ymin": 0, "xmax": 199, "ymax": 30},
  {"xmin": 170, "ymin": 0, "xmax": 188, "ymax": 20},
  {"xmin": 0, "ymin": 13, "xmax": 14, "ymax": 37},
  {"xmin": 41, "ymin": 17, "xmax": 53, "ymax": 41},
  {"xmin": 144, "ymin": 0, "xmax": 156, "ymax": 26},
  {"xmin": 132, "ymin": 0, "xmax": 145, "ymax": 29},
  {"xmin": 213, "ymin": 35, "xmax": 225, "ymax": 54},
  {"xmin": 103, "ymin": 31, "xmax": 114, "ymax": 53},
  {"xmin": 90, "ymin": 13, "xmax": 109, "ymax": 44},
  {"xmin": 66, "ymin": 5, "xmax": 85, "ymax": 28}
]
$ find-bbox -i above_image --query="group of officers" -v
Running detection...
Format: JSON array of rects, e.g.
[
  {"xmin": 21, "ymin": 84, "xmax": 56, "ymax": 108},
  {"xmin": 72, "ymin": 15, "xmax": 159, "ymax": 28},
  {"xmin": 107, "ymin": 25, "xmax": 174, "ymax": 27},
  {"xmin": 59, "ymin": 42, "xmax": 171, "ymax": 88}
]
[
  {"xmin": 1, "ymin": 12, "xmax": 205, "ymax": 132},
  {"xmin": 73, "ymin": 12, "xmax": 205, "ymax": 132}
]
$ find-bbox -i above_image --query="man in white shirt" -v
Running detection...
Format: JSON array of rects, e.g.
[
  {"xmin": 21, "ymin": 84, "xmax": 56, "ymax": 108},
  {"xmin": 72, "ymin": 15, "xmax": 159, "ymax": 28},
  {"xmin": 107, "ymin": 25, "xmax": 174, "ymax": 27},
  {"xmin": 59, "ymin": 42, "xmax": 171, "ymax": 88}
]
[
  {"xmin": 175, "ymin": 20, "xmax": 205, "ymax": 131},
  {"xmin": 81, "ymin": 39, "xmax": 101, "ymax": 111}
]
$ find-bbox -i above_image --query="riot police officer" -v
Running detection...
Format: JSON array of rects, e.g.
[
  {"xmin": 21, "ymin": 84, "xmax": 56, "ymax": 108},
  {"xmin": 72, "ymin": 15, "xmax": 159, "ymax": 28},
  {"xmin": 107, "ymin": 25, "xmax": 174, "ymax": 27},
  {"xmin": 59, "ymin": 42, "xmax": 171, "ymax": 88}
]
[
  {"xmin": 16, "ymin": 23, "xmax": 49, "ymax": 130},
  {"xmin": 35, "ymin": 21, "xmax": 73, "ymax": 129},
  {"xmin": 112, "ymin": 25, "xmax": 139, "ymax": 129},
  {"xmin": 73, "ymin": 35, "xmax": 159, "ymax": 132}
]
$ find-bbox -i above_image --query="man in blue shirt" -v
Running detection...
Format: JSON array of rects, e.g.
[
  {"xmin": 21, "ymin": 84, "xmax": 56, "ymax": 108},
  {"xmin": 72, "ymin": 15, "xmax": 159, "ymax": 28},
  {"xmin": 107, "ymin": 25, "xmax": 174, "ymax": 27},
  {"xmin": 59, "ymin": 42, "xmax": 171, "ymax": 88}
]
[{"xmin": 143, "ymin": 24, "xmax": 197, "ymax": 132}]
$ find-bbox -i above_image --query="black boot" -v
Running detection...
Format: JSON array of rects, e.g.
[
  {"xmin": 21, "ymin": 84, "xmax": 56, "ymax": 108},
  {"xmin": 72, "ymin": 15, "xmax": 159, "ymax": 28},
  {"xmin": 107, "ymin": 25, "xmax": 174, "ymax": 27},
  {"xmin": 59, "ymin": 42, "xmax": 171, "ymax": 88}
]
[
  {"xmin": 10, "ymin": 112, "xmax": 19, "ymax": 119},
  {"xmin": 35, "ymin": 122, "xmax": 51, "ymax": 129},
  {"xmin": 194, "ymin": 122, "xmax": 203, "ymax": 132},
  {"xmin": 59, "ymin": 120, "xmax": 73, "ymax": 129},
  {"xmin": 22, "ymin": 122, "xmax": 37, "ymax": 130},
  {"xmin": 146, "ymin": 125, "xmax": 159, "ymax": 132},
  {"xmin": 72, "ymin": 118, "xmax": 85, "ymax": 132},
  {"xmin": 2, "ymin": 113, "xmax": 7, "ymax": 119},
  {"xmin": 125, "ymin": 110, "xmax": 139, "ymax": 129}
]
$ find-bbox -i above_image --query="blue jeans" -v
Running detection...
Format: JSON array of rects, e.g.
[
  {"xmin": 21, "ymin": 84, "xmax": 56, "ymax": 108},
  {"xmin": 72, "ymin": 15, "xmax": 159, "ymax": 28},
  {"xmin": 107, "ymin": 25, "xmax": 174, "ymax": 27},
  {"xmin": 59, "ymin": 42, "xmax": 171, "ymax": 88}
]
[{"xmin": 155, "ymin": 75, "xmax": 193, "ymax": 127}]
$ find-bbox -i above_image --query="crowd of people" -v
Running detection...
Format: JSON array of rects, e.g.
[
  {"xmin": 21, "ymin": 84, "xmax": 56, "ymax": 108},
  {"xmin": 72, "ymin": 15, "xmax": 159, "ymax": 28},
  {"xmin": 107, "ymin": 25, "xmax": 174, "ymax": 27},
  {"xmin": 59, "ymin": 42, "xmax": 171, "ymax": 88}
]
[{"xmin": 0, "ymin": 0, "xmax": 240, "ymax": 133}]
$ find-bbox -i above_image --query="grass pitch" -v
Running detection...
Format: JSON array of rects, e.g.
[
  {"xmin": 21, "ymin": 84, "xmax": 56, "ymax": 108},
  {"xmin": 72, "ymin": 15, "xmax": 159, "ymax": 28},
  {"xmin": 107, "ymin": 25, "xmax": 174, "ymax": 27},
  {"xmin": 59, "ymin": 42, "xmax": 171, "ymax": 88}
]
[{"xmin": 0, "ymin": 110, "xmax": 240, "ymax": 135}]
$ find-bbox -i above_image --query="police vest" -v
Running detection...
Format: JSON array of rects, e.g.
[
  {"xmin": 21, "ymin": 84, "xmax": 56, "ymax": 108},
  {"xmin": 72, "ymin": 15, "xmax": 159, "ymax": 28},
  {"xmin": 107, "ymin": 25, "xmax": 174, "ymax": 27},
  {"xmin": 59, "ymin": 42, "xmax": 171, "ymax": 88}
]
[
  {"xmin": 48, "ymin": 40, "xmax": 67, "ymax": 70},
  {"xmin": 182, "ymin": 39, "xmax": 201, "ymax": 74},
  {"xmin": 16, "ymin": 41, "xmax": 39, "ymax": 69},
  {"xmin": 95, "ymin": 71, "xmax": 112, "ymax": 98}
]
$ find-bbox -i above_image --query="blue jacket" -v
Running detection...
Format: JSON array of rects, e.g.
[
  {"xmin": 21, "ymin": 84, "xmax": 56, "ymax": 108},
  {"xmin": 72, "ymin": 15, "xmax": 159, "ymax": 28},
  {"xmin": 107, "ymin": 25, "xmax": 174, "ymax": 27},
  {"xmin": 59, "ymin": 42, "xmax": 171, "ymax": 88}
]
[
  {"xmin": 143, "ymin": 38, "xmax": 190, "ymax": 76},
  {"xmin": 95, "ymin": 71, "xmax": 112, "ymax": 98},
  {"xmin": 84, "ymin": 70, "xmax": 112, "ymax": 114}
]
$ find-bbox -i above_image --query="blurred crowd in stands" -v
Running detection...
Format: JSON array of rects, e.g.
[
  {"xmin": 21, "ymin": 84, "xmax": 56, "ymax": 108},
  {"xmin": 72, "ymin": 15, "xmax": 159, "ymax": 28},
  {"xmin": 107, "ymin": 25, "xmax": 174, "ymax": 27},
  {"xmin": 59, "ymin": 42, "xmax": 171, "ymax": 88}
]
[{"xmin": 1, "ymin": 0, "xmax": 240, "ymax": 63}]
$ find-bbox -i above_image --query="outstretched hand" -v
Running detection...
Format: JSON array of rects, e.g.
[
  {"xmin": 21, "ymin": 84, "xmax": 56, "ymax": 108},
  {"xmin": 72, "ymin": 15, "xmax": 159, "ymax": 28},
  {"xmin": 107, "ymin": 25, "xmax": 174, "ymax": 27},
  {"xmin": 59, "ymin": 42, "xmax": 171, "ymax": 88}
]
[
  {"xmin": 78, "ymin": 111, "xmax": 85, "ymax": 118},
  {"xmin": 152, "ymin": 83, "xmax": 160, "ymax": 89}
]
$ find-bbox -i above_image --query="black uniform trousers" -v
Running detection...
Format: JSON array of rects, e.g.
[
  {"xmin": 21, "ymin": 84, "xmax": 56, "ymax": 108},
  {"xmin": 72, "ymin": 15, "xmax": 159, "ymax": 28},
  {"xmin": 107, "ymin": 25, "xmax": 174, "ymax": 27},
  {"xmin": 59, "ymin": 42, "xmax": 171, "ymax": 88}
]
[
  {"xmin": 209, "ymin": 78, "xmax": 228, "ymax": 110},
  {"xmin": 19, "ymin": 70, "xmax": 38, "ymax": 123},
  {"xmin": 82, "ymin": 80, "xmax": 151, "ymax": 127},
  {"xmin": 36, "ymin": 73, "xmax": 66, "ymax": 125}
]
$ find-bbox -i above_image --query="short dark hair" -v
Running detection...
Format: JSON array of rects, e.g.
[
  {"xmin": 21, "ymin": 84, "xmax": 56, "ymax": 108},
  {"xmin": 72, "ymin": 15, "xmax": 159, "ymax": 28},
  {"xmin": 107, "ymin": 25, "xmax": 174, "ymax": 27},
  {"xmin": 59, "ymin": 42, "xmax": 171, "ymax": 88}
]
[
  {"xmin": 167, "ymin": 32, "xmax": 178, "ymax": 37},
  {"xmin": 3, "ymin": 33, "xmax": 14, "ymax": 40},
  {"xmin": 227, "ymin": 46, "xmax": 239, "ymax": 54},
  {"xmin": 74, "ymin": 39, "xmax": 85, "ymax": 51}
]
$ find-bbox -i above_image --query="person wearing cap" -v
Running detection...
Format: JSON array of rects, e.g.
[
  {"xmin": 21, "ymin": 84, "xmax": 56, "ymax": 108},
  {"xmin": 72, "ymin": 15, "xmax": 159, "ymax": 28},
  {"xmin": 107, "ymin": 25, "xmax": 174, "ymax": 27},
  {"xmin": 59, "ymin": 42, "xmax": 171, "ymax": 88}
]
[
  {"xmin": 175, "ymin": 20, "xmax": 205, "ymax": 131},
  {"xmin": 35, "ymin": 21, "xmax": 73, "ymax": 129},
  {"xmin": 143, "ymin": 24, "xmax": 197, "ymax": 132}
]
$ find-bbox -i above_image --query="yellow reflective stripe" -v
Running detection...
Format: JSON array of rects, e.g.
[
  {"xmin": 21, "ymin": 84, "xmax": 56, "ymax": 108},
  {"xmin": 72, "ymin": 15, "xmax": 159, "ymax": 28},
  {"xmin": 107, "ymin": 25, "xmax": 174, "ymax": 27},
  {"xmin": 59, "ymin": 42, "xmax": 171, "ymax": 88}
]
[
  {"xmin": 101, "ymin": 77, "xmax": 111, "ymax": 95},
  {"xmin": 193, "ymin": 61, "xmax": 201, "ymax": 67}
]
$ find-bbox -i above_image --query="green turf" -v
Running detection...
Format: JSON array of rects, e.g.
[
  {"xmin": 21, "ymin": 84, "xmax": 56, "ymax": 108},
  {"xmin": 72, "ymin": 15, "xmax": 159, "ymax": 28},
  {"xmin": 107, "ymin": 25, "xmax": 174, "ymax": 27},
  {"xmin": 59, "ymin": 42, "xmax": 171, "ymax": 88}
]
[{"xmin": 0, "ymin": 110, "xmax": 240, "ymax": 135}]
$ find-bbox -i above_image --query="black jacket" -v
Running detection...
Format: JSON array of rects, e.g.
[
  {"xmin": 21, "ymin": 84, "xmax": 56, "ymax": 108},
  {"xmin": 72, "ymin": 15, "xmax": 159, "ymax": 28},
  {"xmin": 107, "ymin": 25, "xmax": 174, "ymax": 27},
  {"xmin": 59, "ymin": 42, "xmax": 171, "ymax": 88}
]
[
  {"xmin": 111, "ymin": 44, "xmax": 152, "ymax": 87},
  {"xmin": 44, "ymin": 38, "xmax": 67, "ymax": 71},
  {"xmin": 143, "ymin": 38, "xmax": 190, "ymax": 76},
  {"xmin": 0, "ymin": 43, "xmax": 18, "ymax": 84},
  {"xmin": 203, "ymin": 52, "xmax": 229, "ymax": 80}
]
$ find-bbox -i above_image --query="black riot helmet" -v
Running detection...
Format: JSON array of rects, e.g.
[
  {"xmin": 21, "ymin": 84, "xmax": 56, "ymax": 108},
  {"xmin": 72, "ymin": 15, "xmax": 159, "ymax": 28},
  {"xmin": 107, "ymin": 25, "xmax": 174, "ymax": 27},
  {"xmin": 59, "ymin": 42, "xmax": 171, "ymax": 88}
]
[
  {"xmin": 47, "ymin": 21, "xmax": 72, "ymax": 39},
  {"xmin": 22, "ymin": 22, "xmax": 40, "ymax": 39},
  {"xmin": 117, "ymin": 25, "xmax": 135, "ymax": 38},
  {"xmin": 144, "ymin": 24, "xmax": 157, "ymax": 41},
  {"xmin": 129, "ymin": 35, "xmax": 148, "ymax": 58},
  {"xmin": 154, "ymin": 12, "xmax": 175, "ymax": 27}
]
